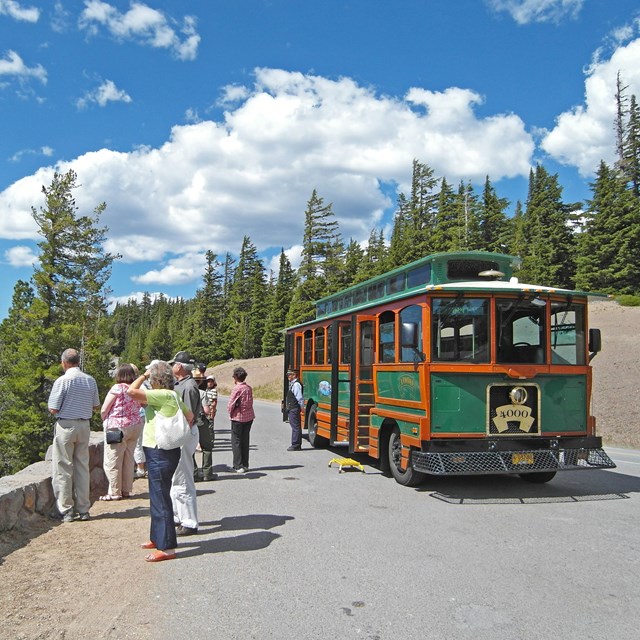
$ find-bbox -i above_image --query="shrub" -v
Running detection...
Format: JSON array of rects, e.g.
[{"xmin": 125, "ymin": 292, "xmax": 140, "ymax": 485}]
[{"xmin": 616, "ymin": 294, "xmax": 640, "ymax": 307}]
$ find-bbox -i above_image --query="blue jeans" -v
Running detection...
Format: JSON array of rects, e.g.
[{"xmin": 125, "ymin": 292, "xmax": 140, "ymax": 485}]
[{"xmin": 144, "ymin": 446, "xmax": 181, "ymax": 551}]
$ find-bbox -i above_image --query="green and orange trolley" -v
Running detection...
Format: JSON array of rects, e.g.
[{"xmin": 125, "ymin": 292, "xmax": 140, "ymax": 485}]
[{"xmin": 283, "ymin": 251, "xmax": 615, "ymax": 486}]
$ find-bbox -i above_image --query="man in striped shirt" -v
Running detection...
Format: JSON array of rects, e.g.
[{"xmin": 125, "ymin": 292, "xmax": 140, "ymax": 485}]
[{"xmin": 48, "ymin": 348, "xmax": 100, "ymax": 523}]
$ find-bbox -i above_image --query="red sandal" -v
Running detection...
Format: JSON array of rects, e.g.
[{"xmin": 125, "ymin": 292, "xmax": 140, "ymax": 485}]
[
  {"xmin": 140, "ymin": 541, "xmax": 157, "ymax": 549},
  {"xmin": 144, "ymin": 550, "xmax": 176, "ymax": 562}
]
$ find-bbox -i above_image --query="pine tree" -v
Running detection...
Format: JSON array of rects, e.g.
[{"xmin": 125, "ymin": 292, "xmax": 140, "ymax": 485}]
[
  {"xmin": 615, "ymin": 72, "xmax": 629, "ymax": 173},
  {"xmin": 356, "ymin": 229, "xmax": 387, "ymax": 282},
  {"xmin": 387, "ymin": 160, "xmax": 439, "ymax": 267},
  {"xmin": 519, "ymin": 165, "xmax": 576, "ymax": 288},
  {"xmin": 30, "ymin": 169, "xmax": 118, "ymax": 380},
  {"xmin": 408, "ymin": 160, "xmax": 439, "ymax": 260},
  {"xmin": 223, "ymin": 236, "xmax": 267, "ymax": 359},
  {"xmin": 343, "ymin": 238, "xmax": 366, "ymax": 284},
  {"xmin": 479, "ymin": 176, "xmax": 510, "ymax": 252},
  {"xmin": 0, "ymin": 283, "xmax": 50, "ymax": 475},
  {"xmin": 387, "ymin": 193, "xmax": 412, "ymax": 269},
  {"xmin": 261, "ymin": 249, "xmax": 297, "ymax": 356},
  {"xmin": 142, "ymin": 296, "xmax": 174, "ymax": 362},
  {"xmin": 576, "ymin": 161, "xmax": 640, "ymax": 294},
  {"xmin": 287, "ymin": 190, "xmax": 340, "ymax": 325},
  {"xmin": 623, "ymin": 94, "xmax": 640, "ymax": 197},
  {"xmin": 182, "ymin": 250, "xmax": 224, "ymax": 363},
  {"xmin": 0, "ymin": 170, "xmax": 118, "ymax": 474},
  {"xmin": 506, "ymin": 200, "xmax": 526, "ymax": 260},
  {"xmin": 432, "ymin": 178, "xmax": 456, "ymax": 252}
]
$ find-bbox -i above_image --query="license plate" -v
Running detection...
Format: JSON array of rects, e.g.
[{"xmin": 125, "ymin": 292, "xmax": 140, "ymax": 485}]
[{"xmin": 512, "ymin": 452, "xmax": 534, "ymax": 465}]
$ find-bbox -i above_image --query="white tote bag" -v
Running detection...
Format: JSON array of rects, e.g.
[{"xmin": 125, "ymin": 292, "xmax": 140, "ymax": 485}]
[{"xmin": 154, "ymin": 391, "xmax": 190, "ymax": 450}]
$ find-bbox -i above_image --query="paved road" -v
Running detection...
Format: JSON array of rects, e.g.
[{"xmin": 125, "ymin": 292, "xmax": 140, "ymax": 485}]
[{"xmin": 151, "ymin": 399, "xmax": 640, "ymax": 640}]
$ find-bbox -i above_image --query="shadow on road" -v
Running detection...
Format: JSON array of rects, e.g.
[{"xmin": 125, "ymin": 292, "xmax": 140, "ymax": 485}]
[
  {"xmin": 176, "ymin": 513, "xmax": 294, "ymax": 558},
  {"xmin": 415, "ymin": 468, "xmax": 640, "ymax": 504},
  {"xmin": 177, "ymin": 530, "xmax": 282, "ymax": 557}
]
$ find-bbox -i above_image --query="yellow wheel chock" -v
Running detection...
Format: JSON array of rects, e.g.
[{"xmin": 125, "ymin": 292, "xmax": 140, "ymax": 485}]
[{"xmin": 328, "ymin": 457, "xmax": 365, "ymax": 473}]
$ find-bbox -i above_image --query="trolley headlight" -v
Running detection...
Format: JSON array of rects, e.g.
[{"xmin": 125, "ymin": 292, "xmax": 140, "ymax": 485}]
[{"xmin": 509, "ymin": 386, "xmax": 528, "ymax": 405}]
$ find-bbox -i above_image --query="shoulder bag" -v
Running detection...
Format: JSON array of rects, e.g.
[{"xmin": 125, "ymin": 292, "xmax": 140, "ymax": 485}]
[{"xmin": 155, "ymin": 391, "xmax": 191, "ymax": 450}]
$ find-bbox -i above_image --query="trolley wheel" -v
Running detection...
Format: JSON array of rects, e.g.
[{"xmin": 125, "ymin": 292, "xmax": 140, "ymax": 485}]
[
  {"xmin": 519, "ymin": 471, "xmax": 557, "ymax": 483},
  {"xmin": 307, "ymin": 405, "xmax": 329, "ymax": 449},
  {"xmin": 387, "ymin": 428, "xmax": 425, "ymax": 487}
]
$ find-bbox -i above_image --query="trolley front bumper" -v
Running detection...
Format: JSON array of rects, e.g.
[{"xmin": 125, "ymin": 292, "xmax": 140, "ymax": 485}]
[{"xmin": 411, "ymin": 436, "xmax": 616, "ymax": 476}]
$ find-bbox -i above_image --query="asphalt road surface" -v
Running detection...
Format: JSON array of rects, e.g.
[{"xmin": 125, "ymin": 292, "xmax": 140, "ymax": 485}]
[{"xmin": 152, "ymin": 398, "xmax": 640, "ymax": 640}]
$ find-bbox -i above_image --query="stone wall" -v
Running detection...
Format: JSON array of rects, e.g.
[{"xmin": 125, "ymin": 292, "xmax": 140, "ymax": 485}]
[{"xmin": 0, "ymin": 432, "xmax": 108, "ymax": 532}]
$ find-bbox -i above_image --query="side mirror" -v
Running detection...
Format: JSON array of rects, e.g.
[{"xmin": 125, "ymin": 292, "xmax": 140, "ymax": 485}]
[
  {"xmin": 588, "ymin": 328, "xmax": 601, "ymax": 360},
  {"xmin": 401, "ymin": 322, "xmax": 418, "ymax": 349}
]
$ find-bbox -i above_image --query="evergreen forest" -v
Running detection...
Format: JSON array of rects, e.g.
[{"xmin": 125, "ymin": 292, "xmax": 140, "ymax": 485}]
[{"xmin": 1, "ymin": 81, "xmax": 639, "ymax": 477}]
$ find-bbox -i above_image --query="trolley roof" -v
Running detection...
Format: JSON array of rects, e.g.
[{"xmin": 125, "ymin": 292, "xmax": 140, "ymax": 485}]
[{"xmin": 286, "ymin": 251, "xmax": 607, "ymax": 331}]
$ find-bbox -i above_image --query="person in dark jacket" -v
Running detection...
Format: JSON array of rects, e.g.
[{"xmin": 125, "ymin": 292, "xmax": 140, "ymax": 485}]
[{"xmin": 285, "ymin": 368, "xmax": 304, "ymax": 451}]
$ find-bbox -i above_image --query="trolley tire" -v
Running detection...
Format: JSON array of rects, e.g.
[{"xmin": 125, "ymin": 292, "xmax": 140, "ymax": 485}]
[
  {"xmin": 387, "ymin": 428, "xmax": 425, "ymax": 487},
  {"xmin": 519, "ymin": 471, "xmax": 557, "ymax": 483},
  {"xmin": 307, "ymin": 405, "xmax": 329, "ymax": 449}
]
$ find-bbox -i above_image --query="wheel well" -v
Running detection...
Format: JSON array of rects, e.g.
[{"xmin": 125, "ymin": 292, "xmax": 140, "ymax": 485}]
[
  {"xmin": 304, "ymin": 400, "xmax": 317, "ymax": 427},
  {"xmin": 377, "ymin": 418, "xmax": 397, "ymax": 473}
]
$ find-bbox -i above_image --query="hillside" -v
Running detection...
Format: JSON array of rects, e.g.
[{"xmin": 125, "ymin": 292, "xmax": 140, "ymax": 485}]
[{"xmin": 209, "ymin": 300, "xmax": 640, "ymax": 449}]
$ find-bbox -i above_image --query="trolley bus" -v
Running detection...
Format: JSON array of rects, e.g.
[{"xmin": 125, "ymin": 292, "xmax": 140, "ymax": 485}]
[{"xmin": 283, "ymin": 250, "xmax": 615, "ymax": 486}]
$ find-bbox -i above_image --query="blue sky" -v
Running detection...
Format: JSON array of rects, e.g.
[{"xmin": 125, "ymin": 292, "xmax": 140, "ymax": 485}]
[{"xmin": 1, "ymin": 0, "xmax": 640, "ymax": 319}]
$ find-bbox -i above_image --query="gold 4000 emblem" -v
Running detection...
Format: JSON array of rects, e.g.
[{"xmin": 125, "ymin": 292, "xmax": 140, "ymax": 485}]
[{"xmin": 492, "ymin": 386, "xmax": 536, "ymax": 433}]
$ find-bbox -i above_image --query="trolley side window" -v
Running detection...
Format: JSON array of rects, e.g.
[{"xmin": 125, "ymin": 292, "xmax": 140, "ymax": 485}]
[
  {"xmin": 315, "ymin": 327, "xmax": 325, "ymax": 365},
  {"xmin": 340, "ymin": 324, "xmax": 352, "ymax": 364},
  {"xmin": 550, "ymin": 303, "xmax": 586, "ymax": 365},
  {"xmin": 432, "ymin": 298, "xmax": 489, "ymax": 362},
  {"xmin": 400, "ymin": 305, "xmax": 423, "ymax": 363},
  {"xmin": 303, "ymin": 330, "xmax": 313, "ymax": 365},
  {"xmin": 379, "ymin": 310, "xmax": 396, "ymax": 363}
]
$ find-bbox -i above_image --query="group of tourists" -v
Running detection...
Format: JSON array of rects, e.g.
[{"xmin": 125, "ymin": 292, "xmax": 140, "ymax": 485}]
[{"xmin": 47, "ymin": 347, "xmax": 304, "ymax": 563}]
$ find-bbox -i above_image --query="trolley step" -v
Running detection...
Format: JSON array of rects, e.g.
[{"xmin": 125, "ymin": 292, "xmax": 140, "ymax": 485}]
[{"xmin": 328, "ymin": 457, "xmax": 365, "ymax": 473}]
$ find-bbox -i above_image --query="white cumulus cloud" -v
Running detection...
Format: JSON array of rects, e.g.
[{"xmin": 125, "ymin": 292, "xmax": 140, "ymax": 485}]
[
  {"xmin": 0, "ymin": 50, "xmax": 47, "ymax": 84},
  {"xmin": 487, "ymin": 0, "xmax": 583, "ymax": 25},
  {"xmin": 76, "ymin": 79, "xmax": 132, "ymax": 109},
  {"xmin": 0, "ymin": 68, "xmax": 536, "ymax": 285},
  {"xmin": 10, "ymin": 146, "xmax": 54, "ymax": 162},
  {"xmin": 0, "ymin": 0, "xmax": 39, "ymax": 22},
  {"xmin": 541, "ymin": 35, "xmax": 640, "ymax": 176},
  {"xmin": 4, "ymin": 245, "xmax": 38, "ymax": 267},
  {"xmin": 132, "ymin": 253, "xmax": 206, "ymax": 286},
  {"xmin": 79, "ymin": 0, "xmax": 200, "ymax": 61}
]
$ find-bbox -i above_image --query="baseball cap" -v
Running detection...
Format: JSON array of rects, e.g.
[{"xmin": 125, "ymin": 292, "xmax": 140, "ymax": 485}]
[
  {"xmin": 168, "ymin": 351, "xmax": 193, "ymax": 365},
  {"xmin": 145, "ymin": 359, "xmax": 161, "ymax": 370}
]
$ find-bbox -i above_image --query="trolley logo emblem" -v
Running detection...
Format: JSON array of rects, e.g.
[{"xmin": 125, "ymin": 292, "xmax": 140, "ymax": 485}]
[
  {"xmin": 317, "ymin": 380, "xmax": 332, "ymax": 397},
  {"xmin": 492, "ymin": 386, "xmax": 536, "ymax": 434},
  {"xmin": 398, "ymin": 374, "xmax": 417, "ymax": 400}
]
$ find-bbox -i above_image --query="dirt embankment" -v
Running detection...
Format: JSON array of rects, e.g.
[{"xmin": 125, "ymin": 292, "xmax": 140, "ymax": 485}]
[{"xmin": 588, "ymin": 300, "xmax": 640, "ymax": 449}]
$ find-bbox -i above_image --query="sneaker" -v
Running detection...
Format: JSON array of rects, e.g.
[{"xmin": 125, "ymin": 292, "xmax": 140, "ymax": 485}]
[
  {"xmin": 47, "ymin": 508, "xmax": 63, "ymax": 521},
  {"xmin": 76, "ymin": 512, "xmax": 91, "ymax": 522},
  {"xmin": 201, "ymin": 473, "xmax": 218, "ymax": 481},
  {"xmin": 287, "ymin": 445, "xmax": 301, "ymax": 451},
  {"xmin": 176, "ymin": 525, "xmax": 198, "ymax": 536},
  {"xmin": 134, "ymin": 469, "xmax": 146, "ymax": 479},
  {"xmin": 62, "ymin": 512, "xmax": 76, "ymax": 523}
]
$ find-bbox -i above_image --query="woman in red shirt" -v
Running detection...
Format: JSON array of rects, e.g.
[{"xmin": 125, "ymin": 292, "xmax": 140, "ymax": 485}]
[{"xmin": 227, "ymin": 366, "xmax": 255, "ymax": 473}]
